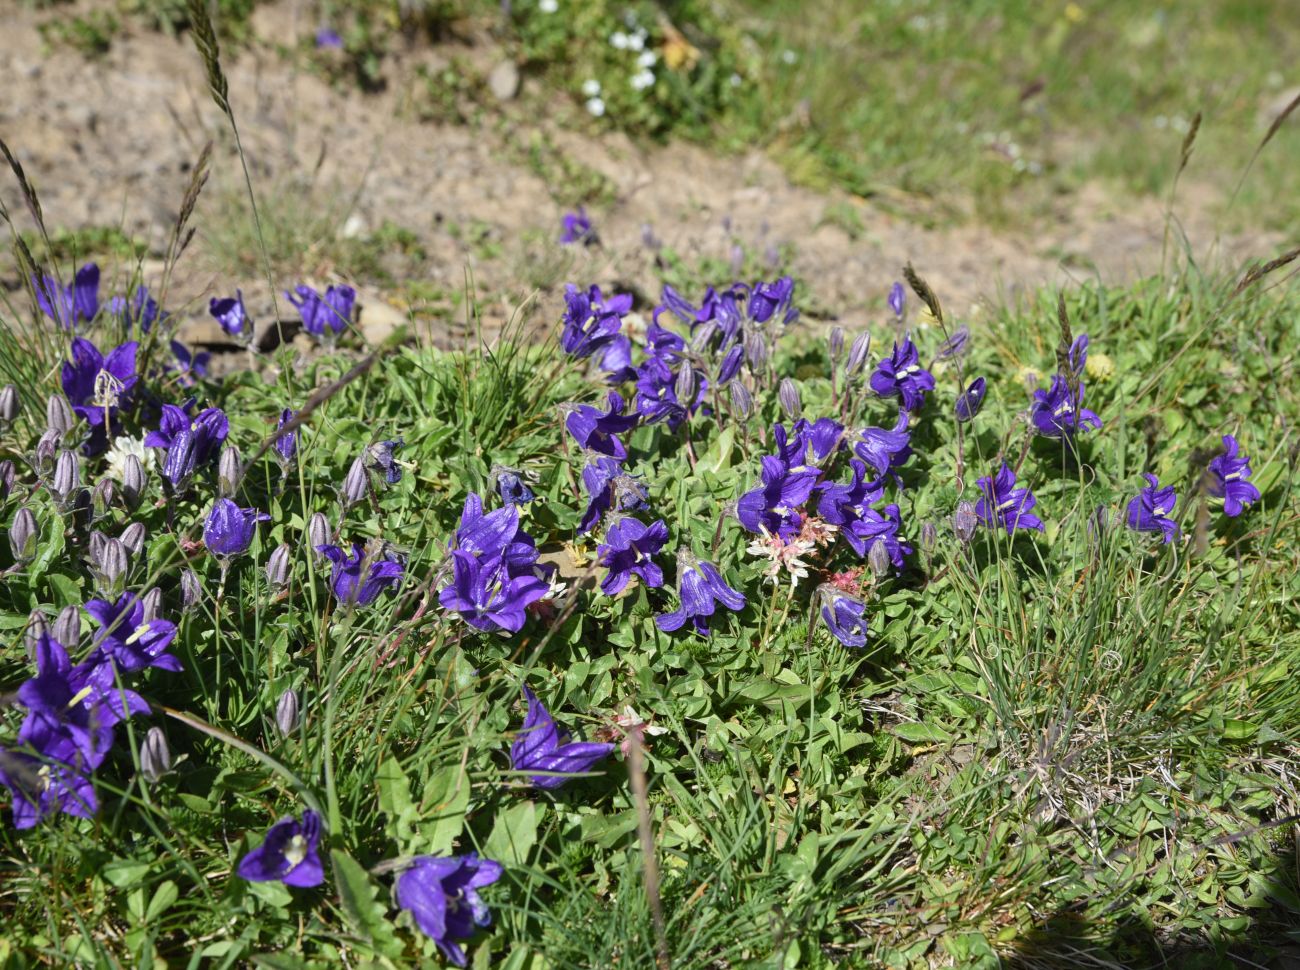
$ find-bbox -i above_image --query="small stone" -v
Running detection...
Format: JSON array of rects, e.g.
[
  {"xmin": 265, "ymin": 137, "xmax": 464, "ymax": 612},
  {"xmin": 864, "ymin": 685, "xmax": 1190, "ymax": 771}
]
[{"xmin": 488, "ymin": 60, "xmax": 520, "ymax": 102}]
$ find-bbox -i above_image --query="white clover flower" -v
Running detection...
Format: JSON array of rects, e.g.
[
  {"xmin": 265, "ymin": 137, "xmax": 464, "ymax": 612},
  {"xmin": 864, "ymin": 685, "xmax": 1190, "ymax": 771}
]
[
  {"xmin": 538, "ymin": 0, "xmax": 558, "ymax": 11},
  {"xmin": 585, "ymin": 96, "xmax": 606, "ymax": 117},
  {"xmin": 630, "ymin": 70, "xmax": 655, "ymax": 91},
  {"xmin": 105, "ymin": 435, "xmax": 155, "ymax": 481},
  {"xmin": 581, "ymin": 78, "xmax": 602, "ymax": 97},
  {"xmin": 636, "ymin": 50, "xmax": 657, "ymax": 68},
  {"xmin": 610, "ymin": 30, "xmax": 629, "ymax": 49}
]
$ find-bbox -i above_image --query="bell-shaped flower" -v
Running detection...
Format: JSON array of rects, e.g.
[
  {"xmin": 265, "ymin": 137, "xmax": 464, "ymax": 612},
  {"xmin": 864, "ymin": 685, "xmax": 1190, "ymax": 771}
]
[
  {"xmin": 237, "ymin": 809, "xmax": 325, "ymax": 887},
  {"xmin": 578, "ymin": 457, "xmax": 648, "ymax": 535},
  {"xmin": 1029, "ymin": 374, "xmax": 1101, "ymax": 438},
  {"xmin": 1126, "ymin": 473, "xmax": 1178, "ymax": 543},
  {"xmin": 203, "ymin": 499, "xmax": 270, "ymax": 558},
  {"xmin": 0, "ymin": 717, "xmax": 100, "ymax": 828},
  {"xmin": 60, "ymin": 337, "xmax": 139, "ymax": 429},
  {"xmin": 975, "ymin": 464, "xmax": 1045, "ymax": 535},
  {"xmin": 597, "ymin": 516, "xmax": 668, "ymax": 595},
  {"xmin": 870, "ymin": 336, "xmax": 935, "ymax": 412},
  {"xmin": 1207, "ymin": 434, "xmax": 1261, "ymax": 517},
  {"xmin": 559, "ymin": 284, "xmax": 628, "ymax": 358},
  {"xmin": 736, "ymin": 455, "xmax": 821, "ymax": 540},
  {"xmin": 395, "ymin": 854, "xmax": 503, "ymax": 967},
  {"xmin": 851, "ymin": 410, "xmax": 912, "ymax": 480},
  {"xmin": 564, "ymin": 391, "xmax": 639, "ymax": 459},
  {"xmin": 818, "ymin": 586, "xmax": 869, "ymax": 648},
  {"xmin": 438, "ymin": 551, "xmax": 547, "ymax": 633},
  {"xmin": 655, "ymin": 550, "xmax": 746, "ymax": 636},
  {"xmin": 955, "ymin": 377, "xmax": 986, "ymax": 423},
  {"xmin": 83, "ymin": 592, "xmax": 182, "ymax": 678},
  {"xmin": 287, "ymin": 283, "xmax": 355, "ymax": 337},
  {"xmin": 34, "ymin": 263, "xmax": 100, "ymax": 329},
  {"xmin": 560, "ymin": 207, "xmax": 594, "ymax": 245},
  {"xmin": 318, "ymin": 542, "xmax": 404, "ymax": 606},
  {"xmin": 210, "ymin": 290, "xmax": 252, "ymax": 340},
  {"xmin": 509, "ymin": 687, "xmax": 614, "ymax": 789}
]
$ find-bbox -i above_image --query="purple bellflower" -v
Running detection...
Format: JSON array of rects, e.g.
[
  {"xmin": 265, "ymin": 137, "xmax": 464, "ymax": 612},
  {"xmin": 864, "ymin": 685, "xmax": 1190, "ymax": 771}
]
[
  {"xmin": 203, "ymin": 499, "xmax": 270, "ymax": 558},
  {"xmin": 1068, "ymin": 334, "xmax": 1088, "ymax": 374},
  {"xmin": 560, "ymin": 207, "xmax": 595, "ymax": 245},
  {"xmin": 578, "ymin": 456, "xmax": 649, "ymax": 535},
  {"xmin": 1207, "ymin": 434, "xmax": 1261, "ymax": 517},
  {"xmin": 439, "ymin": 551, "xmax": 547, "ymax": 633},
  {"xmin": 975, "ymin": 464, "xmax": 1045, "ymax": 535},
  {"xmin": 887, "ymin": 281, "xmax": 905, "ymax": 318},
  {"xmin": 851, "ymin": 410, "xmax": 912, "ymax": 481},
  {"xmin": 287, "ymin": 283, "xmax": 355, "ymax": 338},
  {"xmin": 318, "ymin": 543, "xmax": 404, "ymax": 606},
  {"xmin": 34, "ymin": 263, "xmax": 100, "ymax": 329},
  {"xmin": 210, "ymin": 290, "xmax": 252, "ymax": 341},
  {"xmin": 1029, "ymin": 374, "xmax": 1101, "ymax": 438},
  {"xmin": 315, "ymin": 26, "xmax": 344, "ymax": 48},
  {"xmin": 109, "ymin": 285, "xmax": 165, "ymax": 335},
  {"xmin": 237, "ymin": 810, "xmax": 325, "ymax": 887},
  {"xmin": 366, "ymin": 438, "xmax": 405, "ymax": 485},
  {"xmin": 17, "ymin": 634, "xmax": 126, "ymax": 761},
  {"xmin": 596, "ymin": 516, "xmax": 668, "ymax": 595},
  {"xmin": 736, "ymin": 455, "xmax": 821, "ymax": 540},
  {"xmin": 1126, "ymin": 474, "xmax": 1178, "ymax": 543},
  {"xmin": 495, "ymin": 468, "xmax": 534, "ymax": 507},
  {"xmin": 396, "ymin": 854, "xmax": 503, "ymax": 967},
  {"xmin": 819, "ymin": 587, "xmax": 869, "ymax": 648},
  {"xmin": 510, "ymin": 687, "xmax": 614, "ymax": 789},
  {"xmin": 452, "ymin": 494, "xmax": 539, "ymax": 571},
  {"xmin": 83, "ymin": 592, "xmax": 183, "ymax": 680},
  {"xmin": 61, "ymin": 337, "xmax": 139, "ymax": 430},
  {"xmin": 870, "ymin": 336, "xmax": 935, "ymax": 412},
  {"xmin": 955, "ymin": 377, "xmax": 986, "ymax": 422},
  {"xmin": 275, "ymin": 409, "xmax": 297, "ymax": 464},
  {"xmin": 168, "ymin": 339, "xmax": 211, "ymax": 386},
  {"xmin": 559, "ymin": 285, "xmax": 629, "ymax": 360},
  {"xmin": 564, "ymin": 391, "xmax": 639, "ymax": 459},
  {"xmin": 656, "ymin": 550, "xmax": 746, "ymax": 636},
  {"xmin": 1, "ymin": 718, "xmax": 100, "ymax": 828},
  {"xmin": 936, "ymin": 325, "xmax": 970, "ymax": 361}
]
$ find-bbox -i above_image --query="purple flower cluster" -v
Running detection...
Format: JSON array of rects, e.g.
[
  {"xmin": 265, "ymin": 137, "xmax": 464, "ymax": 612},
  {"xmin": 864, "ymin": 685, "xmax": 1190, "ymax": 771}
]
[
  {"xmin": 287, "ymin": 283, "xmax": 355, "ymax": 339},
  {"xmin": 0, "ymin": 593, "xmax": 180, "ymax": 828},
  {"xmin": 318, "ymin": 542, "xmax": 404, "ymax": 606},
  {"xmin": 439, "ymin": 494, "xmax": 549, "ymax": 632},
  {"xmin": 145, "ymin": 402, "xmax": 230, "ymax": 491},
  {"xmin": 509, "ymin": 687, "xmax": 614, "ymax": 789}
]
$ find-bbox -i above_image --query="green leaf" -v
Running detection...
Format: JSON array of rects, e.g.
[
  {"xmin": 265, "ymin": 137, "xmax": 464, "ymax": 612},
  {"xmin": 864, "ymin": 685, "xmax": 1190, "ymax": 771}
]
[
  {"xmin": 376, "ymin": 758, "xmax": 419, "ymax": 846},
  {"xmin": 145, "ymin": 880, "xmax": 179, "ymax": 922},
  {"xmin": 892, "ymin": 722, "xmax": 953, "ymax": 744},
  {"xmin": 484, "ymin": 799, "xmax": 541, "ymax": 866},
  {"xmin": 1222, "ymin": 718, "xmax": 1258, "ymax": 740},
  {"xmin": 419, "ymin": 766, "xmax": 471, "ymax": 855},
  {"xmin": 329, "ymin": 849, "xmax": 402, "ymax": 958},
  {"xmin": 102, "ymin": 860, "xmax": 152, "ymax": 888}
]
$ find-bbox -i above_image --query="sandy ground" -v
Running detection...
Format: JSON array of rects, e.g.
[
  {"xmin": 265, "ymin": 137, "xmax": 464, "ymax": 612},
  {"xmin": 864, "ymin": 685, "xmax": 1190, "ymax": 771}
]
[{"xmin": 0, "ymin": 2, "xmax": 1280, "ymax": 364}]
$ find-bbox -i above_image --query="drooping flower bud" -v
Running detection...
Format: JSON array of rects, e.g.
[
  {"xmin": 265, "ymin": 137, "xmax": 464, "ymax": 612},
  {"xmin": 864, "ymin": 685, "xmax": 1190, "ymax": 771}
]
[
  {"xmin": 742, "ymin": 329, "xmax": 768, "ymax": 369},
  {"xmin": 920, "ymin": 521, "xmax": 938, "ymax": 555},
  {"xmin": 845, "ymin": 332, "xmax": 872, "ymax": 377},
  {"xmin": 121, "ymin": 454, "xmax": 147, "ymax": 510},
  {"xmin": 690, "ymin": 320, "xmax": 720, "ymax": 354},
  {"xmin": 91, "ymin": 477, "xmax": 115, "ymax": 517},
  {"xmin": 728, "ymin": 380, "xmax": 754, "ymax": 420},
  {"xmin": 120, "ymin": 521, "xmax": 147, "ymax": 557},
  {"xmin": 716, "ymin": 344, "xmax": 744, "ymax": 385},
  {"xmin": 51, "ymin": 450, "xmax": 81, "ymax": 507},
  {"xmin": 888, "ymin": 282, "xmax": 905, "ymax": 318},
  {"xmin": 340, "ymin": 456, "xmax": 369, "ymax": 507},
  {"xmin": 180, "ymin": 568, "xmax": 202, "ymax": 613},
  {"xmin": 308, "ymin": 512, "xmax": 332, "ymax": 554},
  {"xmin": 141, "ymin": 587, "xmax": 164, "ymax": 623},
  {"xmin": 94, "ymin": 537, "xmax": 130, "ymax": 598},
  {"xmin": 828, "ymin": 326, "xmax": 845, "ymax": 362},
  {"xmin": 217, "ymin": 445, "xmax": 243, "ymax": 497},
  {"xmin": 266, "ymin": 543, "xmax": 291, "ymax": 590},
  {"xmin": 937, "ymin": 325, "xmax": 970, "ymax": 361},
  {"xmin": 674, "ymin": 362, "xmax": 697, "ymax": 405},
  {"xmin": 0, "ymin": 384, "xmax": 19, "ymax": 422},
  {"xmin": 140, "ymin": 727, "xmax": 172, "ymax": 783},
  {"xmin": 955, "ymin": 377, "xmax": 986, "ymax": 423},
  {"xmin": 0, "ymin": 459, "xmax": 14, "ymax": 499},
  {"xmin": 24, "ymin": 609, "xmax": 47, "ymax": 661},
  {"xmin": 88, "ymin": 529, "xmax": 107, "ymax": 565},
  {"xmin": 778, "ymin": 378, "xmax": 802, "ymax": 420},
  {"xmin": 33, "ymin": 429, "xmax": 59, "ymax": 475},
  {"xmin": 953, "ymin": 501, "xmax": 978, "ymax": 544},
  {"xmin": 275, "ymin": 408, "xmax": 298, "ymax": 465},
  {"xmin": 46, "ymin": 393, "xmax": 75, "ymax": 437},
  {"xmin": 53, "ymin": 603, "xmax": 81, "ymax": 652},
  {"xmin": 275, "ymin": 688, "xmax": 300, "ymax": 737},
  {"xmin": 9, "ymin": 507, "xmax": 38, "ymax": 562}
]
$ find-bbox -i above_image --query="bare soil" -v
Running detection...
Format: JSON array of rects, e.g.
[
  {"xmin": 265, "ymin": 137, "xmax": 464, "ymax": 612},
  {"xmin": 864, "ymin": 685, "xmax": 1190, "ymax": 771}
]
[{"xmin": 0, "ymin": 2, "xmax": 1280, "ymax": 365}]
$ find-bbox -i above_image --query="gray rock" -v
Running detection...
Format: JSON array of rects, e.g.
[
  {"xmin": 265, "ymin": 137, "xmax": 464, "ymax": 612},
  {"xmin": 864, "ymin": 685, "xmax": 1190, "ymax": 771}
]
[{"xmin": 488, "ymin": 60, "xmax": 520, "ymax": 102}]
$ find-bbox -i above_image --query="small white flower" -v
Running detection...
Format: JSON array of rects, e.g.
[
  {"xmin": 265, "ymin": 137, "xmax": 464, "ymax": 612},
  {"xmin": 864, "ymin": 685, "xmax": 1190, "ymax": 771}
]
[
  {"xmin": 729, "ymin": 72, "xmax": 742, "ymax": 87},
  {"xmin": 780, "ymin": 49, "xmax": 797, "ymax": 64},
  {"xmin": 627, "ymin": 31, "xmax": 646, "ymax": 51},
  {"xmin": 105, "ymin": 435, "xmax": 155, "ymax": 481},
  {"xmin": 585, "ymin": 96, "xmax": 606, "ymax": 117},
  {"xmin": 630, "ymin": 70, "xmax": 655, "ymax": 91},
  {"xmin": 610, "ymin": 30, "xmax": 629, "ymax": 49},
  {"xmin": 636, "ymin": 50, "xmax": 657, "ymax": 68},
  {"xmin": 538, "ymin": 0, "xmax": 557, "ymax": 11},
  {"xmin": 581, "ymin": 78, "xmax": 602, "ymax": 97}
]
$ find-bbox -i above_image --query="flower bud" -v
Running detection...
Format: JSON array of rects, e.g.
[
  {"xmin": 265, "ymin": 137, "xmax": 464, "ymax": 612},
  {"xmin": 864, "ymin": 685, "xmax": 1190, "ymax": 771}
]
[
  {"xmin": 120, "ymin": 521, "xmax": 147, "ymax": 557},
  {"xmin": 51, "ymin": 450, "xmax": 80, "ymax": 507},
  {"xmin": 94, "ymin": 537, "xmax": 129, "ymax": 597},
  {"xmin": 162, "ymin": 429, "xmax": 198, "ymax": 493},
  {"xmin": 275, "ymin": 688, "xmax": 300, "ymax": 737},
  {"xmin": 46, "ymin": 394, "xmax": 75, "ymax": 437},
  {"xmin": 180, "ymin": 568, "xmax": 202, "ymax": 613},
  {"xmin": 141, "ymin": 587, "xmax": 163, "ymax": 623},
  {"xmin": 0, "ymin": 384, "xmax": 18, "ymax": 422},
  {"xmin": 888, "ymin": 282, "xmax": 905, "ymax": 318},
  {"xmin": 674, "ymin": 362, "xmax": 697, "ymax": 405},
  {"xmin": 955, "ymin": 377, "xmax": 986, "ymax": 423},
  {"xmin": 24, "ymin": 609, "xmax": 48, "ymax": 660},
  {"xmin": 778, "ymin": 378, "xmax": 802, "ymax": 420},
  {"xmin": 266, "ymin": 543, "xmax": 291, "ymax": 590},
  {"xmin": 868, "ymin": 540, "xmax": 892, "ymax": 579},
  {"xmin": 845, "ymin": 332, "xmax": 872, "ymax": 377},
  {"xmin": 88, "ymin": 529, "xmax": 107, "ymax": 564},
  {"xmin": 828, "ymin": 326, "xmax": 845, "ymax": 362},
  {"xmin": 728, "ymin": 380, "xmax": 753, "ymax": 420},
  {"xmin": 53, "ymin": 604, "xmax": 80, "ymax": 652},
  {"xmin": 953, "ymin": 501, "xmax": 978, "ymax": 544},
  {"xmin": 920, "ymin": 521, "xmax": 938, "ymax": 555},
  {"xmin": 217, "ymin": 445, "xmax": 243, "ymax": 497},
  {"xmin": 690, "ymin": 320, "xmax": 720, "ymax": 354},
  {"xmin": 91, "ymin": 477, "xmax": 115, "ymax": 517},
  {"xmin": 0, "ymin": 459, "xmax": 14, "ymax": 499},
  {"xmin": 937, "ymin": 325, "xmax": 970, "ymax": 361},
  {"xmin": 9, "ymin": 507, "xmax": 37, "ymax": 562},
  {"xmin": 308, "ymin": 512, "xmax": 332, "ymax": 554},
  {"xmin": 742, "ymin": 329, "xmax": 767, "ymax": 369},
  {"xmin": 341, "ymin": 456, "xmax": 369, "ymax": 507},
  {"xmin": 716, "ymin": 344, "xmax": 744, "ymax": 385},
  {"xmin": 33, "ymin": 429, "xmax": 59, "ymax": 474},
  {"xmin": 140, "ymin": 727, "xmax": 172, "ymax": 783},
  {"xmin": 121, "ymin": 454, "xmax": 146, "ymax": 510}
]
